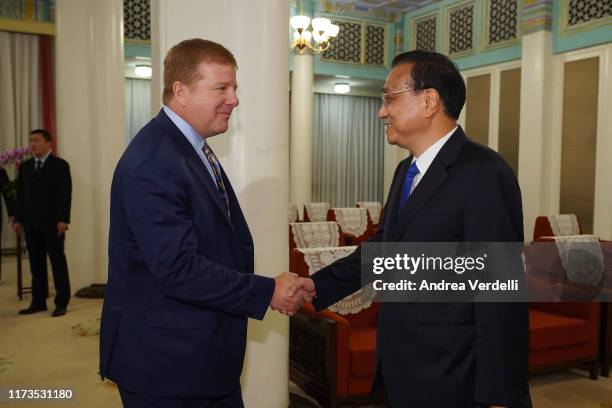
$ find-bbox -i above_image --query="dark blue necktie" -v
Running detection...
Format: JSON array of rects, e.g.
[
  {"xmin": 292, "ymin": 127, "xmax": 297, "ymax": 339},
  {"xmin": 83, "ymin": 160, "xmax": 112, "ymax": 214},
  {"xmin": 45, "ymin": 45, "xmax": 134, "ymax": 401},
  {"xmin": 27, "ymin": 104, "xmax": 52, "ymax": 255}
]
[{"xmin": 398, "ymin": 161, "xmax": 420, "ymax": 211}]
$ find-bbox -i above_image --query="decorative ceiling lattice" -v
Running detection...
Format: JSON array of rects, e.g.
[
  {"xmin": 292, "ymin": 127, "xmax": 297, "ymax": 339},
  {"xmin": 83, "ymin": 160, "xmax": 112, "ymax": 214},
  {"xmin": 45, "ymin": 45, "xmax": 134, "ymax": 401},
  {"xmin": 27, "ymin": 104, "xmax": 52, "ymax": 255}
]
[
  {"xmin": 124, "ymin": 0, "xmax": 150, "ymax": 41},
  {"xmin": 415, "ymin": 15, "xmax": 437, "ymax": 52},
  {"xmin": 487, "ymin": 0, "xmax": 518, "ymax": 45},
  {"xmin": 322, "ymin": 0, "xmax": 441, "ymax": 14},
  {"xmin": 0, "ymin": 0, "xmax": 21, "ymax": 19},
  {"xmin": 322, "ymin": 20, "xmax": 363, "ymax": 63},
  {"xmin": 364, "ymin": 24, "xmax": 386, "ymax": 65},
  {"xmin": 447, "ymin": 3, "xmax": 474, "ymax": 56},
  {"xmin": 322, "ymin": 19, "xmax": 387, "ymax": 67},
  {"xmin": 567, "ymin": 0, "xmax": 612, "ymax": 27},
  {"xmin": 0, "ymin": 0, "xmax": 54, "ymax": 22}
]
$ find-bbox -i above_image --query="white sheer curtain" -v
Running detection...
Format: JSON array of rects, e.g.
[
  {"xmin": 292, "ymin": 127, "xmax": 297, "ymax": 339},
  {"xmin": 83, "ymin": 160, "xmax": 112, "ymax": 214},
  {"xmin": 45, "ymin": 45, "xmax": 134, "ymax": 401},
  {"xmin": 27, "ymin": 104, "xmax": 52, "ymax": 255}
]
[
  {"xmin": 0, "ymin": 32, "xmax": 41, "ymax": 250},
  {"xmin": 0, "ymin": 32, "xmax": 41, "ymax": 150},
  {"xmin": 313, "ymin": 93, "xmax": 385, "ymax": 207},
  {"xmin": 125, "ymin": 78, "xmax": 151, "ymax": 143}
]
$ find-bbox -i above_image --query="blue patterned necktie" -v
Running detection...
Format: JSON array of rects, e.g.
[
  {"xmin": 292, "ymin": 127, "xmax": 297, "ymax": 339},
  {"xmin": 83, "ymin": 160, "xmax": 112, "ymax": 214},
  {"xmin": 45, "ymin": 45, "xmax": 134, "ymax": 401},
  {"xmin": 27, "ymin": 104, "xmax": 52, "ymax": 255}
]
[
  {"xmin": 202, "ymin": 144, "xmax": 230, "ymax": 217},
  {"xmin": 398, "ymin": 161, "xmax": 420, "ymax": 211}
]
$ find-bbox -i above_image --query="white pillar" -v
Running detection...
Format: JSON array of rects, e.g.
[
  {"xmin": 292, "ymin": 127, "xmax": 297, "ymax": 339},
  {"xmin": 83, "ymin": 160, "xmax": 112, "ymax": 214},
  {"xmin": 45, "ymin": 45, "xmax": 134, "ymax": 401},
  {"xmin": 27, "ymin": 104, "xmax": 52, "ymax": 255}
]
[
  {"xmin": 383, "ymin": 143, "xmax": 409, "ymax": 200},
  {"xmin": 517, "ymin": 30, "xmax": 555, "ymax": 241},
  {"xmin": 55, "ymin": 0, "xmax": 125, "ymax": 291},
  {"xmin": 151, "ymin": 1, "xmax": 290, "ymax": 407},
  {"xmin": 594, "ymin": 45, "xmax": 612, "ymax": 240},
  {"xmin": 290, "ymin": 53, "xmax": 314, "ymax": 217}
]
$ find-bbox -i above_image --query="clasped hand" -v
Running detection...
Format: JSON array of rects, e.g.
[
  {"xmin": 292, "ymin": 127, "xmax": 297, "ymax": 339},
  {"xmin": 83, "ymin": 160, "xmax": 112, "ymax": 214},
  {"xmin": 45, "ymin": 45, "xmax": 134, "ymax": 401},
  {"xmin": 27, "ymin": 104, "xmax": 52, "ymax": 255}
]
[{"xmin": 270, "ymin": 272, "xmax": 316, "ymax": 316}]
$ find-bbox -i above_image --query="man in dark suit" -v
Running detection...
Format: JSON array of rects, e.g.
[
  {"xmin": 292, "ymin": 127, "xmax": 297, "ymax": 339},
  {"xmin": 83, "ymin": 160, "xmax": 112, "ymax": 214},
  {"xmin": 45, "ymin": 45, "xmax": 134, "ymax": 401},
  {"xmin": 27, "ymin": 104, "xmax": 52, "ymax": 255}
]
[
  {"xmin": 14, "ymin": 129, "xmax": 72, "ymax": 317},
  {"xmin": 297, "ymin": 51, "xmax": 531, "ymax": 407},
  {"xmin": 100, "ymin": 39, "xmax": 311, "ymax": 408}
]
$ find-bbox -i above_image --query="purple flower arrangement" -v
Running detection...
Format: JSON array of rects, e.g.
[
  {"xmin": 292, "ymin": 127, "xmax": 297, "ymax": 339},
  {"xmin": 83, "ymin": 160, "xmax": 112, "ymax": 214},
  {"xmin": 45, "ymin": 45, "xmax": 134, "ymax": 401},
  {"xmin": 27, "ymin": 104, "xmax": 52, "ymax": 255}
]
[{"xmin": 0, "ymin": 146, "xmax": 31, "ymax": 168}]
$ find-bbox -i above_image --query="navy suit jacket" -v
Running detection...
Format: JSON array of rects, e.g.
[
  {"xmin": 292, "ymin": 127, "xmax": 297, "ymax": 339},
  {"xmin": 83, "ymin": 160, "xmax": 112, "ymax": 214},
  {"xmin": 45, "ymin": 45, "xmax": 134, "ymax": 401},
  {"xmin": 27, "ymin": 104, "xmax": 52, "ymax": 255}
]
[
  {"xmin": 100, "ymin": 109, "xmax": 275, "ymax": 398},
  {"xmin": 312, "ymin": 127, "xmax": 531, "ymax": 408}
]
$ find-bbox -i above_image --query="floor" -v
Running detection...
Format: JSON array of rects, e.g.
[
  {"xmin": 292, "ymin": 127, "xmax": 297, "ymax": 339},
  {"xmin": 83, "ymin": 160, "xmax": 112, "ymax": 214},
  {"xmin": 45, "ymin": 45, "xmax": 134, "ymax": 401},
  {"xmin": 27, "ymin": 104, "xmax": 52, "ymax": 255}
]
[{"xmin": 1, "ymin": 255, "xmax": 612, "ymax": 407}]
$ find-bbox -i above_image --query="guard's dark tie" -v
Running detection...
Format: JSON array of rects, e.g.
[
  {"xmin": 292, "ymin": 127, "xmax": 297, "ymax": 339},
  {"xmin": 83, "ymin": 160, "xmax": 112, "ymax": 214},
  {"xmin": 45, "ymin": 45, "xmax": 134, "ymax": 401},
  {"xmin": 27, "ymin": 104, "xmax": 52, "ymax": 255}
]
[
  {"xmin": 398, "ymin": 161, "xmax": 420, "ymax": 212},
  {"xmin": 35, "ymin": 160, "xmax": 42, "ymax": 172},
  {"xmin": 202, "ymin": 144, "xmax": 230, "ymax": 217}
]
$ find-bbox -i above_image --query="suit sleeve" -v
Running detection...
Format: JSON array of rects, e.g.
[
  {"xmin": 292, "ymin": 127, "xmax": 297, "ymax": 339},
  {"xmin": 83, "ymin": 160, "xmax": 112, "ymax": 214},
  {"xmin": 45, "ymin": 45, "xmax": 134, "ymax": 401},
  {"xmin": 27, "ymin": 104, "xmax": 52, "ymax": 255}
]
[
  {"xmin": 124, "ymin": 159, "xmax": 275, "ymax": 320},
  {"xmin": 312, "ymin": 159, "xmax": 405, "ymax": 311},
  {"xmin": 56, "ymin": 160, "xmax": 72, "ymax": 224},
  {"xmin": 0, "ymin": 169, "xmax": 15, "ymax": 217},
  {"xmin": 464, "ymin": 158, "xmax": 529, "ymax": 408}
]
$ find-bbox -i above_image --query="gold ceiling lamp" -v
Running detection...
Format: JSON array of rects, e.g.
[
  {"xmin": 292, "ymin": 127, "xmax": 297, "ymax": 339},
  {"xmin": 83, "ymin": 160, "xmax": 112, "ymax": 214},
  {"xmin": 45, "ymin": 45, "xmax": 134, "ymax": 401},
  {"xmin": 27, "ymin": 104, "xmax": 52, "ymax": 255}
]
[{"xmin": 290, "ymin": 1, "xmax": 340, "ymax": 54}]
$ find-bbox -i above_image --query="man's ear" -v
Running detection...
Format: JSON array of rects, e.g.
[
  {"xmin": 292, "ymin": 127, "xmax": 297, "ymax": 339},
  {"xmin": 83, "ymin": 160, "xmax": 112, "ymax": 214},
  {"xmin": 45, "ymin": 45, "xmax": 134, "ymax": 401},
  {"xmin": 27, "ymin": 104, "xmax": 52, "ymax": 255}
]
[
  {"xmin": 173, "ymin": 81, "xmax": 188, "ymax": 107},
  {"xmin": 423, "ymin": 89, "xmax": 441, "ymax": 118}
]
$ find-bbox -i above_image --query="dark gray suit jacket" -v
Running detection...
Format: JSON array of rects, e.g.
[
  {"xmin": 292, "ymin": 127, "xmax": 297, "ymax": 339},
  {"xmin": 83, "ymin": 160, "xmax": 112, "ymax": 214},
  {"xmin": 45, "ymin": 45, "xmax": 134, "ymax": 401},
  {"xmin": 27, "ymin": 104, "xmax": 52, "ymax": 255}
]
[{"xmin": 312, "ymin": 127, "xmax": 531, "ymax": 408}]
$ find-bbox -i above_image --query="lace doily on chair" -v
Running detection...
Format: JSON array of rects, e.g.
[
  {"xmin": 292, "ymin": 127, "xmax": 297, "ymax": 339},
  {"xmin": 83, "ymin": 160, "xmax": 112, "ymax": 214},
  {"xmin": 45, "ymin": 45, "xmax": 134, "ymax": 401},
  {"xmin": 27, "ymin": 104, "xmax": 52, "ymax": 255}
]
[
  {"xmin": 333, "ymin": 208, "xmax": 368, "ymax": 237},
  {"xmin": 548, "ymin": 214, "xmax": 580, "ymax": 236},
  {"xmin": 304, "ymin": 202, "xmax": 329, "ymax": 222},
  {"xmin": 290, "ymin": 222, "xmax": 340, "ymax": 248},
  {"xmin": 289, "ymin": 203, "xmax": 299, "ymax": 223},
  {"xmin": 552, "ymin": 234, "xmax": 603, "ymax": 286},
  {"xmin": 328, "ymin": 285, "xmax": 376, "ymax": 315},
  {"xmin": 298, "ymin": 246, "xmax": 374, "ymax": 314},
  {"xmin": 357, "ymin": 202, "xmax": 382, "ymax": 224}
]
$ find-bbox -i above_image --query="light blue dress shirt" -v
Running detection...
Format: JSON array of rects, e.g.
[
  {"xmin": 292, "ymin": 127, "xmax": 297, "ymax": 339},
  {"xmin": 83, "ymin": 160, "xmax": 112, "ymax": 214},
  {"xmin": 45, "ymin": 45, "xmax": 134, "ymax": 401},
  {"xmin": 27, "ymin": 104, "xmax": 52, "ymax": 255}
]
[{"xmin": 163, "ymin": 105, "xmax": 216, "ymax": 182}]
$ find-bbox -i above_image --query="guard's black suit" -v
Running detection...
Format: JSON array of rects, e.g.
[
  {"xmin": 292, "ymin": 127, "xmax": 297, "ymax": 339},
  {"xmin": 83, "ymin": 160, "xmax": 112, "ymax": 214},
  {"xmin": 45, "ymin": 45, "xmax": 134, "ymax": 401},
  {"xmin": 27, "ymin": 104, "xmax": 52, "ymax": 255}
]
[{"xmin": 16, "ymin": 155, "xmax": 72, "ymax": 308}]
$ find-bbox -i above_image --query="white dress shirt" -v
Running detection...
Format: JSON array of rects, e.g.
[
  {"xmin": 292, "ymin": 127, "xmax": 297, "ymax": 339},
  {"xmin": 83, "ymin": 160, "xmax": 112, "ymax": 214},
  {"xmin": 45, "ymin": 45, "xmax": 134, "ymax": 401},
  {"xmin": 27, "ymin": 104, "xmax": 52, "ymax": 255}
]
[
  {"xmin": 34, "ymin": 149, "xmax": 52, "ymax": 169},
  {"xmin": 409, "ymin": 126, "xmax": 458, "ymax": 194}
]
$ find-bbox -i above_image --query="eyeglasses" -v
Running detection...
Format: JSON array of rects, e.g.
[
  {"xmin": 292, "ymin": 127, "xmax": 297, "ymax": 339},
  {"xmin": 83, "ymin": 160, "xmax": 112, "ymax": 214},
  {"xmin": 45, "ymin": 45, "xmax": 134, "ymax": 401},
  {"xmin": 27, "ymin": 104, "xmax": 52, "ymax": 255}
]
[{"xmin": 380, "ymin": 87, "xmax": 421, "ymax": 106}]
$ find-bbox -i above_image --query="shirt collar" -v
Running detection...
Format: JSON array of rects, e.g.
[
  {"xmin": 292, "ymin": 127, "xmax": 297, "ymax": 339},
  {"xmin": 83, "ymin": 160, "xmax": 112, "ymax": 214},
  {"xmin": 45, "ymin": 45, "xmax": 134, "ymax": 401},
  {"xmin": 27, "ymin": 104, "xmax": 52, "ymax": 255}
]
[
  {"xmin": 412, "ymin": 126, "xmax": 458, "ymax": 175},
  {"xmin": 35, "ymin": 150, "xmax": 52, "ymax": 164},
  {"xmin": 163, "ymin": 105, "xmax": 206, "ymax": 151}
]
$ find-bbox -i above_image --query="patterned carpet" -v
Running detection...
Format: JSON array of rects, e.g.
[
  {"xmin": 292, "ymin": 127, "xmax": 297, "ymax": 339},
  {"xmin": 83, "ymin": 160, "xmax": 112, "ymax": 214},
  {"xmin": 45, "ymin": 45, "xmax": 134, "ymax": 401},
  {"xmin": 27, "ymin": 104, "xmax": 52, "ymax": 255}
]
[
  {"xmin": 0, "ymin": 355, "xmax": 13, "ymax": 375},
  {"xmin": 289, "ymin": 393, "xmax": 319, "ymax": 408}
]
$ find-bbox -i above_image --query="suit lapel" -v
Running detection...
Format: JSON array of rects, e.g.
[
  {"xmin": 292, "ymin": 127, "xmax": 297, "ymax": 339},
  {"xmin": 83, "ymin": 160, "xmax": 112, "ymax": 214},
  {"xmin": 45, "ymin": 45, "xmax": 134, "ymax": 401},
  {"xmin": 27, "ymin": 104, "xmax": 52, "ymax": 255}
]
[
  {"xmin": 389, "ymin": 127, "xmax": 468, "ymax": 241},
  {"xmin": 383, "ymin": 158, "xmax": 409, "ymax": 242},
  {"xmin": 185, "ymin": 155, "xmax": 232, "ymax": 223},
  {"xmin": 390, "ymin": 164, "xmax": 448, "ymax": 240},
  {"xmin": 218, "ymin": 166, "xmax": 253, "ymax": 247},
  {"xmin": 156, "ymin": 109, "xmax": 233, "ymax": 226},
  {"xmin": 29, "ymin": 158, "xmax": 43, "ymax": 181},
  {"xmin": 38, "ymin": 155, "xmax": 53, "ymax": 176}
]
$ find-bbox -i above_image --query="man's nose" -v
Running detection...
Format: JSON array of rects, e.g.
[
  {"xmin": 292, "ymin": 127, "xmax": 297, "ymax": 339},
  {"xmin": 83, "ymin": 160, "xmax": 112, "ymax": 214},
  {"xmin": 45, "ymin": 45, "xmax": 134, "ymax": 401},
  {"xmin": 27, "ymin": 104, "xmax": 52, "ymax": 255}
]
[
  {"xmin": 378, "ymin": 103, "xmax": 388, "ymax": 119},
  {"xmin": 228, "ymin": 90, "xmax": 239, "ymax": 107}
]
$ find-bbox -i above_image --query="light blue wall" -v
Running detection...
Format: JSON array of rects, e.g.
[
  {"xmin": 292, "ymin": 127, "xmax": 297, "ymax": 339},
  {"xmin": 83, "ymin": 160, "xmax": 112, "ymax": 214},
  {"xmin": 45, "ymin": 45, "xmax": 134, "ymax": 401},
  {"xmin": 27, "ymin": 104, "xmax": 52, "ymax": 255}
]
[
  {"xmin": 125, "ymin": 1, "xmax": 399, "ymax": 80},
  {"xmin": 403, "ymin": 0, "xmax": 522, "ymax": 70},
  {"xmin": 452, "ymin": 46, "xmax": 521, "ymax": 71},
  {"xmin": 313, "ymin": 18, "xmax": 395, "ymax": 80},
  {"xmin": 125, "ymin": 1, "xmax": 568, "ymax": 77},
  {"xmin": 552, "ymin": 1, "xmax": 612, "ymax": 54},
  {"xmin": 289, "ymin": 0, "xmax": 397, "ymax": 80},
  {"xmin": 125, "ymin": 42, "xmax": 151, "ymax": 59}
]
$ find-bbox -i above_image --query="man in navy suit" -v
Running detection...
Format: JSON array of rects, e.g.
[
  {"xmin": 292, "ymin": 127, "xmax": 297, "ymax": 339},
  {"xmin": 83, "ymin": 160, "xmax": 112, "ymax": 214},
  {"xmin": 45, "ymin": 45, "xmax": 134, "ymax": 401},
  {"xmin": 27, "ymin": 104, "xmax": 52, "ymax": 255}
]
[
  {"xmin": 297, "ymin": 51, "xmax": 531, "ymax": 407},
  {"xmin": 100, "ymin": 39, "xmax": 311, "ymax": 408}
]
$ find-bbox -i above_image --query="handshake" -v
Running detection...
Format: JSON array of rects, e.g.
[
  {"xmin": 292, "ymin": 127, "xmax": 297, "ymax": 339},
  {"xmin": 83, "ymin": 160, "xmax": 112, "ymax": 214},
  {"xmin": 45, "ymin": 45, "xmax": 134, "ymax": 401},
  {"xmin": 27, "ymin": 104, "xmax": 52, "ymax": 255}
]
[{"xmin": 270, "ymin": 272, "xmax": 316, "ymax": 316}]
